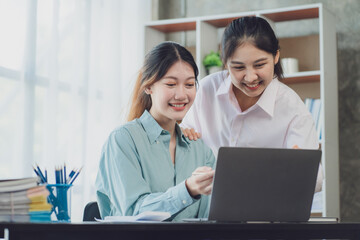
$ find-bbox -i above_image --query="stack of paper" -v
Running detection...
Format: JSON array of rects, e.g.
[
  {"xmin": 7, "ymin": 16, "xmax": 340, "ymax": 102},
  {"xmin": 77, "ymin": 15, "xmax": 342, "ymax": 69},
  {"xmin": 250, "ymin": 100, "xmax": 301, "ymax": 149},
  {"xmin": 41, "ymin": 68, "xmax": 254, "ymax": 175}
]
[
  {"xmin": 0, "ymin": 177, "xmax": 52, "ymax": 222},
  {"xmin": 97, "ymin": 211, "xmax": 171, "ymax": 222}
]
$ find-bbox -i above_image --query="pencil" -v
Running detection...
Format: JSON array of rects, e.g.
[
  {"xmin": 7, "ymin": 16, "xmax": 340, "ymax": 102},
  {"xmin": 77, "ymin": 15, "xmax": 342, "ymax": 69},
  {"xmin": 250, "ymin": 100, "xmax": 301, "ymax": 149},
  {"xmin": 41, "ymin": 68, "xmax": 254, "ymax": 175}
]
[
  {"xmin": 64, "ymin": 164, "xmax": 67, "ymax": 184},
  {"xmin": 69, "ymin": 167, "xmax": 83, "ymax": 184},
  {"xmin": 35, "ymin": 164, "xmax": 47, "ymax": 183}
]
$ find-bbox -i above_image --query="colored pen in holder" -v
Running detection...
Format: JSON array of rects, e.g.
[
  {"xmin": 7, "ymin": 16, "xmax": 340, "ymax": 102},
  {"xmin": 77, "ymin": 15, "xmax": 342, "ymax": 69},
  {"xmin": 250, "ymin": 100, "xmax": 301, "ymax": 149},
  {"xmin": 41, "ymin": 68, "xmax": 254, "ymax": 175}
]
[{"xmin": 46, "ymin": 184, "xmax": 72, "ymax": 222}]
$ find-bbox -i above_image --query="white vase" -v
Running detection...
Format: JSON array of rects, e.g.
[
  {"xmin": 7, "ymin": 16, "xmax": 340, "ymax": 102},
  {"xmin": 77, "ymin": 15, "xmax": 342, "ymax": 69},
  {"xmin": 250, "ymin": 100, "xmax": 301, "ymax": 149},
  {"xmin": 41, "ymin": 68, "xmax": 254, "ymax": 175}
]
[{"xmin": 208, "ymin": 66, "xmax": 223, "ymax": 75}]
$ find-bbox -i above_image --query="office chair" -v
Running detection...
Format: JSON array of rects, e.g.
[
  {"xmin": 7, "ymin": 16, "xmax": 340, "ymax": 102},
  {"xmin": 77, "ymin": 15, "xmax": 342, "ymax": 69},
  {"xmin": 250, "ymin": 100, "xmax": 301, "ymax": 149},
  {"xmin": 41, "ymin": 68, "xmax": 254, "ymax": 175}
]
[{"xmin": 83, "ymin": 201, "xmax": 101, "ymax": 221}]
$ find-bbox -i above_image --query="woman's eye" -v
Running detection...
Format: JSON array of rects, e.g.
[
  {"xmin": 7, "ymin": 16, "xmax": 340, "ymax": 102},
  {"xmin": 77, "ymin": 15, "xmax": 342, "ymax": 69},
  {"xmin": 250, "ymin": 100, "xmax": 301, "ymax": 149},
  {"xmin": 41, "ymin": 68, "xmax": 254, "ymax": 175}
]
[
  {"xmin": 186, "ymin": 83, "xmax": 195, "ymax": 87},
  {"xmin": 166, "ymin": 84, "xmax": 176, "ymax": 87},
  {"xmin": 233, "ymin": 66, "xmax": 244, "ymax": 70},
  {"xmin": 255, "ymin": 63, "xmax": 265, "ymax": 68}
]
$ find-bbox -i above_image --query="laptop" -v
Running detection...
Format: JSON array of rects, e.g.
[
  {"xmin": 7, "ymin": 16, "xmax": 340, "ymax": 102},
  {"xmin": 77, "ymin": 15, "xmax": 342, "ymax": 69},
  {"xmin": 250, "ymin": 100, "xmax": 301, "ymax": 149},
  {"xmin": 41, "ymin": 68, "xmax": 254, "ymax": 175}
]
[{"xmin": 207, "ymin": 147, "xmax": 321, "ymax": 222}]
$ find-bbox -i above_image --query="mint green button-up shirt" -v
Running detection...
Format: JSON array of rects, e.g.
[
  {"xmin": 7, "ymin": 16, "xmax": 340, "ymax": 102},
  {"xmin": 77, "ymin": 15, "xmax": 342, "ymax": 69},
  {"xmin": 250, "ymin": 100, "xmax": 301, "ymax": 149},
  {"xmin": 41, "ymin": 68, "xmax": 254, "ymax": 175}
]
[{"xmin": 96, "ymin": 110, "xmax": 215, "ymax": 221}]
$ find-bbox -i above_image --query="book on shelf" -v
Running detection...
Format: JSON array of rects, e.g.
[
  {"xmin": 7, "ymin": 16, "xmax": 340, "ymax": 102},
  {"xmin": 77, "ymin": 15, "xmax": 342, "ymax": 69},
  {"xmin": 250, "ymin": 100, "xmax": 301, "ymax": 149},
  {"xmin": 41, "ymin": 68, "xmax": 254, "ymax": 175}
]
[{"xmin": 304, "ymin": 98, "xmax": 323, "ymax": 142}]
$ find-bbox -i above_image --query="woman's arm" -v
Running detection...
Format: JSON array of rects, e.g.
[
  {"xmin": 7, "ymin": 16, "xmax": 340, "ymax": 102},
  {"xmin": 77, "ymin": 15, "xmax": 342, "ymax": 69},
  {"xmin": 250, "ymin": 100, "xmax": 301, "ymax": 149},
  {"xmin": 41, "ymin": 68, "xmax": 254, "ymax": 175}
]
[
  {"xmin": 285, "ymin": 114, "xmax": 323, "ymax": 192},
  {"xmin": 96, "ymin": 128, "xmax": 213, "ymax": 217}
]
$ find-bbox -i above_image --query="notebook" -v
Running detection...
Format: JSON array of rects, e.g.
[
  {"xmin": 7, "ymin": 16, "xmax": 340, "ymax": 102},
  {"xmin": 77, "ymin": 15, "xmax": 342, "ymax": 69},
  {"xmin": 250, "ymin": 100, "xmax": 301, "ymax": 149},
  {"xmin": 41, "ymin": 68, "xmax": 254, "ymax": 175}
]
[{"xmin": 207, "ymin": 147, "xmax": 321, "ymax": 222}]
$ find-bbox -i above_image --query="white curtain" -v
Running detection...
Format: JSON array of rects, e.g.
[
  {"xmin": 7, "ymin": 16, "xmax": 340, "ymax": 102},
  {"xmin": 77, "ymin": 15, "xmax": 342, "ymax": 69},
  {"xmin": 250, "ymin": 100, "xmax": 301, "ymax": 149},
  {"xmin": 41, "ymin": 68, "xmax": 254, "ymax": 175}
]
[{"xmin": 0, "ymin": 0, "xmax": 151, "ymax": 221}]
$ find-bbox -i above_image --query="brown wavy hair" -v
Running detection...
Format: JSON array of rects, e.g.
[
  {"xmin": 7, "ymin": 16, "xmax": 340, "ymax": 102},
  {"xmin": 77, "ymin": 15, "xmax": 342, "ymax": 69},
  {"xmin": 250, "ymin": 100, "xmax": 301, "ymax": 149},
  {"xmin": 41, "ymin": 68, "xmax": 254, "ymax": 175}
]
[{"xmin": 127, "ymin": 42, "xmax": 198, "ymax": 121}]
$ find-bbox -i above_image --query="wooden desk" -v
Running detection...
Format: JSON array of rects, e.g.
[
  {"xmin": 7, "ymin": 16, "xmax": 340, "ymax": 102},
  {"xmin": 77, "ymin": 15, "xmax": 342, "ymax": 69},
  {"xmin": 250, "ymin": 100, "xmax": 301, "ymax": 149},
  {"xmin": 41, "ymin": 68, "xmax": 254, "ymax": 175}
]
[{"xmin": 1, "ymin": 222, "xmax": 360, "ymax": 240}]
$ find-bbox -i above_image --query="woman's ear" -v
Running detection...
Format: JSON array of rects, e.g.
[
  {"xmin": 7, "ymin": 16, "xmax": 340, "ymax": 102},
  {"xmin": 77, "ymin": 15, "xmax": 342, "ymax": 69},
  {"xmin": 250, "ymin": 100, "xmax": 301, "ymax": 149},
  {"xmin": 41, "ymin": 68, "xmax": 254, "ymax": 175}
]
[
  {"xmin": 144, "ymin": 87, "xmax": 152, "ymax": 95},
  {"xmin": 274, "ymin": 50, "xmax": 280, "ymax": 65}
]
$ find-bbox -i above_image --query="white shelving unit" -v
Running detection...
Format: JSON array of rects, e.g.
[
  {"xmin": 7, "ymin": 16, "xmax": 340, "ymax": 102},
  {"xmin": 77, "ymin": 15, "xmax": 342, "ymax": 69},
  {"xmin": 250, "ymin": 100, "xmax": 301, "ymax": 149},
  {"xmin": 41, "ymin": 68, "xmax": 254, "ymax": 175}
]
[{"xmin": 144, "ymin": 3, "xmax": 339, "ymax": 218}]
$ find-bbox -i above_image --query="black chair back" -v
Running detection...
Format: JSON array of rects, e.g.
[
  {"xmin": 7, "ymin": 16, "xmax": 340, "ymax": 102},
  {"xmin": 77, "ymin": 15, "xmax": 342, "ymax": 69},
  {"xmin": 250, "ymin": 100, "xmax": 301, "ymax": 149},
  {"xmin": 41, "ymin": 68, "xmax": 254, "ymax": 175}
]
[{"xmin": 83, "ymin": 201, "xmax": 101, "ymax": 221}]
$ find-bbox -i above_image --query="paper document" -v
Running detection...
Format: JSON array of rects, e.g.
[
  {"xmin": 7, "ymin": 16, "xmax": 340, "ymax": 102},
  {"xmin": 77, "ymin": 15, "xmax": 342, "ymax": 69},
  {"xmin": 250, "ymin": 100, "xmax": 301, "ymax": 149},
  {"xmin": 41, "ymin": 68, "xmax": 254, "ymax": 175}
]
[
  {"xmin": 308, "ymin": 217, "xmax": 338, "ymax": 222},
  {"xmin": 96, "ymin": 211, "xmax": 171, "ymax": 222}
]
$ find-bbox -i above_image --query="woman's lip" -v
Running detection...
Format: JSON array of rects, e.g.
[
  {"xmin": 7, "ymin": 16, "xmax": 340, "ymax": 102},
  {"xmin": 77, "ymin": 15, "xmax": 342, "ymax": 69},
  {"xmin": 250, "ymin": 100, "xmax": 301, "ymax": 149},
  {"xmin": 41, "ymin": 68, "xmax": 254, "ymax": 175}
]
[
  {"xmin": 169, "ymin": 103, "xmax": 187, "ymax": 107},
  {"xmin": 246, "ymin": 84, "xmax": 260, "ymax": 90},
  {"xmin": 169, "ymin": 103, "xmax": 187, "ymax": 111},
  {"xmin": 242, "ymin": 81, "xmax": 262, "ymax": 90}
]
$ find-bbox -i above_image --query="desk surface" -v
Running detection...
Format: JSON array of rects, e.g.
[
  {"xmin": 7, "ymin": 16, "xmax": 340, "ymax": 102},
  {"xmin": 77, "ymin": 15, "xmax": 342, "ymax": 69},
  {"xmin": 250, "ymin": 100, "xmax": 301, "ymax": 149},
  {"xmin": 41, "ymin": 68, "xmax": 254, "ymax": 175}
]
[{"xmin": 1, "ymin": 222, "xmax": 360, "ymax": 240}]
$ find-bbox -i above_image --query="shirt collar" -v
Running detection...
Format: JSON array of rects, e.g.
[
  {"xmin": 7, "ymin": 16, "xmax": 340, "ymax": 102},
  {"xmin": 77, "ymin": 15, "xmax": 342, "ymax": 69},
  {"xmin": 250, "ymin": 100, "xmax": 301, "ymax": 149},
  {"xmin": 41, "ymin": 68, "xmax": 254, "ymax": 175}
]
[
  {"xmin": 256, "ymin": 78, "xmax": 279, "ymax": 117},
  {"xmin": 215, "ymin": 73, "xmax": 232, "ymax": 96},
  {"xmin": 139, "ymin": 110, "xmax": 190, "ymax": 147}
]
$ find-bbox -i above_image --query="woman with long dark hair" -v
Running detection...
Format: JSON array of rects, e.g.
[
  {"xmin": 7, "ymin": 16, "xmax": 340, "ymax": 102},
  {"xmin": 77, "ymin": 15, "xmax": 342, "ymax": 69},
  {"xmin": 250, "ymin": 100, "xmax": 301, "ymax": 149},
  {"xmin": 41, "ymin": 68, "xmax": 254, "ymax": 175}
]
[
  {"xmin": 181, "ymin": 16, "xmax": 323, "ymax": 192},
  {"xmin": 96, "ymin": 42, "xmax": 215, "ymax": 221}
]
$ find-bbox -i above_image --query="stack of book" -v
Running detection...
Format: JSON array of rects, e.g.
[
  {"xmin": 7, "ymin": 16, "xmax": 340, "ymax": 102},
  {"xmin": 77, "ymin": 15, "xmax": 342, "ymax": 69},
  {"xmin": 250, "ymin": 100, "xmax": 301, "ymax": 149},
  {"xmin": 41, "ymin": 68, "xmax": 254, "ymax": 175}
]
[
  {"xmin": 0, "ymin": 177, "xmax": 53, "ymax": 222},
  {"xmin": 304, "ymin": 98, "xmax": 323, "ymax": 141}
]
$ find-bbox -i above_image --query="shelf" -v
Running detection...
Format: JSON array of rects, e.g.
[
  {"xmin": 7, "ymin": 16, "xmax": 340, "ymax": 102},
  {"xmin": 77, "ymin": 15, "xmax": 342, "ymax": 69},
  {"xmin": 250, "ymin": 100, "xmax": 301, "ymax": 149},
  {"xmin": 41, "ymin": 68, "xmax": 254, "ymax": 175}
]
[
  {"xmin": 262, "ymin": 7, "xmax": 319, "ymax": 22},
  {"xmin": 145, "ymin": 3, "xmax": 339, "ymax": 219},
  {"xmin": 146, "ymin": 20, "xmax": 196, "ymax": 33},
  {"xmin": 282, "ymin": 71, "xmax": 320, "ymax": 84}
]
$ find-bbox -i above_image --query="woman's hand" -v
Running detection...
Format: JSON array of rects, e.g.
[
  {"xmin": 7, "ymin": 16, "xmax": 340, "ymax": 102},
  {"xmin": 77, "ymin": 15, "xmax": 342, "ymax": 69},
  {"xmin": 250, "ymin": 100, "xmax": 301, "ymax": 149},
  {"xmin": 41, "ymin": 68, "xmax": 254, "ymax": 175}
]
[
  {"xmin": 185, "ymin": 166, "xmax": 214, "ymax": 197},
  {"xmin": 181, "ymin": 128, "xmax": 201, "ymax": 140}
]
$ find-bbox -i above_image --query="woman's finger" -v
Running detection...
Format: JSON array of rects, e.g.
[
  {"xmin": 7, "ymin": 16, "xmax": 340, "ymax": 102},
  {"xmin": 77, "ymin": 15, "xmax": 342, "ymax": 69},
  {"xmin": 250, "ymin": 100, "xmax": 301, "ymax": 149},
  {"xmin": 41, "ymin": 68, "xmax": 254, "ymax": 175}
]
[
  {"xmin": 190, "ymin": 128, "xmax": 197, "ymax": 140},
  {"xmin": 180, "ymin": 127, "xmax": 187, "ymax": 137}
]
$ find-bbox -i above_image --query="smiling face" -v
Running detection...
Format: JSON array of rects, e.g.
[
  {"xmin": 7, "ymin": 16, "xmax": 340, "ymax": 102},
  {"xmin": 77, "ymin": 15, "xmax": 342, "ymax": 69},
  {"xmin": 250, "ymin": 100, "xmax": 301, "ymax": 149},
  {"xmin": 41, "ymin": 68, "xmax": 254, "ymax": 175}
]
[
  {"xmin": 227, "ymin": 42, "xmax": 279, "ymax": 106},
  {"xmin": 147, "ymin": 60, "xmax": 196, "ymax": 127}
]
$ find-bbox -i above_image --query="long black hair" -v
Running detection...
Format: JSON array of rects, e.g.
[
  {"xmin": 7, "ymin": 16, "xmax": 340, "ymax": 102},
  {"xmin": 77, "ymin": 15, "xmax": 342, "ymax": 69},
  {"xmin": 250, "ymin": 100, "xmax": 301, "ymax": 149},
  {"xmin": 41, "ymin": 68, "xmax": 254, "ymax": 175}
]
[
  {"xmin": 221, "ymin": 16, "xmax": 283, "ymax": 80},
  {"xmin": 128, "ymin": 41, "xmax": 198, "ymax": 121}
]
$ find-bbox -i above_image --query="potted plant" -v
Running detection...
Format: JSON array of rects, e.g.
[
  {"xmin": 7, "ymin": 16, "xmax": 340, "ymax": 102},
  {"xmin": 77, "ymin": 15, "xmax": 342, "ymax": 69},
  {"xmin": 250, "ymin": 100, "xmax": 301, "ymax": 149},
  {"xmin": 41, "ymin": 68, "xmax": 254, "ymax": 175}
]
[{"xmin": 203, "ymin": 51, "xmax": 223, "ymax": 75}]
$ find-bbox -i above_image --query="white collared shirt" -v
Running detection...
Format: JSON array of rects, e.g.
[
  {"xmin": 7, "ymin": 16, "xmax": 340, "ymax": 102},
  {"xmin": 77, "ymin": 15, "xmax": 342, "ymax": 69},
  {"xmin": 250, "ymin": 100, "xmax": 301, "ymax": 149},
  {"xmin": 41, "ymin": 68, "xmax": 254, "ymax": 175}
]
[{"xmin": 181, "ymin": 71, "xmax": 322, "ymax": 191}]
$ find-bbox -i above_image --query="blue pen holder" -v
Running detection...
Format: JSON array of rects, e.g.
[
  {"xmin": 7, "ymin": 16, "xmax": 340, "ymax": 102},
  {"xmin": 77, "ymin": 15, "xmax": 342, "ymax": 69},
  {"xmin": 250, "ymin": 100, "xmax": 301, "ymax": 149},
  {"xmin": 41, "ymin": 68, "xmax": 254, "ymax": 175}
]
[{"xmin": 46, "ymin": 184, "xmax": 72, "ymax": 222}]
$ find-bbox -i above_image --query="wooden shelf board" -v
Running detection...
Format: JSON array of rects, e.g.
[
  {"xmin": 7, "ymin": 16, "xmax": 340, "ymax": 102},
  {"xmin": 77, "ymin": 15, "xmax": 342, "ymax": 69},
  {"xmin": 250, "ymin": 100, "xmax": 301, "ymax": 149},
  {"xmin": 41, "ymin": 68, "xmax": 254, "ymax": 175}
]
[
  {"xmin": 147, "ymin": 21, "xmax": 196, "ymax": 33},
  {"xmin": 282, "ymin": 71, "xmax": 320, "ymax": 84},
  {"xmin": 262, "ymin": 8, "xmax": 319, "ymax": 22}
]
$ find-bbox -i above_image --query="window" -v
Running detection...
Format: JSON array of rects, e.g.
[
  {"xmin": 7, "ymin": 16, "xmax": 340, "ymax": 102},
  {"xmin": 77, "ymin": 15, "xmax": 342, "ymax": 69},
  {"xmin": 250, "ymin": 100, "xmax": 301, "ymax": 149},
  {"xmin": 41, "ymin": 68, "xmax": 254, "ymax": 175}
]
[{"xmin": 0, "ymin": 0, "xmax": 150, "ymax": 221}]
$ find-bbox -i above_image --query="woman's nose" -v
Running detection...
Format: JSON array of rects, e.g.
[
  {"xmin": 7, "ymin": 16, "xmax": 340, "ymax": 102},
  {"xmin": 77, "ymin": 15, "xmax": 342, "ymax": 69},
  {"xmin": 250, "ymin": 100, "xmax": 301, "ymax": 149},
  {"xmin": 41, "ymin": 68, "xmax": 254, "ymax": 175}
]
[
  {"xmin": 175, "ymin": 86, "xmax": 186, "ymax": 100},
  {"xmin": 244, "ymin": 68, "xmax": 258, "ymax": 82}
]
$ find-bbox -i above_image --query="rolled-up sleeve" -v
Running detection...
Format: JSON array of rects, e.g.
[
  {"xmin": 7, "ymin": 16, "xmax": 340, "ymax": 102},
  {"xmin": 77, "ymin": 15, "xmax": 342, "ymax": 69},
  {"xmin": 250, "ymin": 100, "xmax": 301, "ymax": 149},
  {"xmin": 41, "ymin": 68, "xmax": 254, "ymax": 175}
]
[{"xmin": 285, "ymin": 113, "xmax": 323, "ymax": 192}]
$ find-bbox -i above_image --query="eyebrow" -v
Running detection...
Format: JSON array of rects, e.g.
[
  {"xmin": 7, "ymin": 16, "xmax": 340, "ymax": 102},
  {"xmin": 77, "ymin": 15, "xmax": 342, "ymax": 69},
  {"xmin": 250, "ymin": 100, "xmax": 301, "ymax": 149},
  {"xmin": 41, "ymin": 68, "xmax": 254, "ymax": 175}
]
[
  {"xmin": 163, "ymin": 76, "xmax": 195, "ymax": 80},
  {"xmin": 230, "ymin": 57, "xmax": 268, "ymax": 65}
]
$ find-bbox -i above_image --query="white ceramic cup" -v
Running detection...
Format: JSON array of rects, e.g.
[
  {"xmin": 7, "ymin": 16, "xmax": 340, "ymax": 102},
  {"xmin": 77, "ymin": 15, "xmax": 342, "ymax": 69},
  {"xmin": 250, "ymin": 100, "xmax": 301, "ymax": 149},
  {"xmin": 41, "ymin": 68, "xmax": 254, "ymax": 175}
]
[{"xmin": 281, "ymin": 58, "xmax": 299, "ymax": 75}]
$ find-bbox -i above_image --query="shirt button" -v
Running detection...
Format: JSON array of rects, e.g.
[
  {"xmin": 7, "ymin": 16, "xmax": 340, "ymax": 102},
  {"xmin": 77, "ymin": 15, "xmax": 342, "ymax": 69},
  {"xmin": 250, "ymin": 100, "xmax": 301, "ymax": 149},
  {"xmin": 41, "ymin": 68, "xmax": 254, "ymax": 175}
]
[{"xmin": 182, "ymin": 200, "xmax": 187, "ymax": 204}]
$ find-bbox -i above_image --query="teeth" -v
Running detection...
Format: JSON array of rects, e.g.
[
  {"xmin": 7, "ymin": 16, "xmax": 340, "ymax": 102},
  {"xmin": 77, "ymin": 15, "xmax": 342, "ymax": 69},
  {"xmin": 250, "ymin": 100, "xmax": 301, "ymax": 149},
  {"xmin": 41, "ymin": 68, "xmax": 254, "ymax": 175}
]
[
  {"xmin": 171, "ymin": 104, "xmax": 185, "ymax": 107},
  {"xmin": 246, "ymin": 83, "xmax": 259, "ymax": 88}
]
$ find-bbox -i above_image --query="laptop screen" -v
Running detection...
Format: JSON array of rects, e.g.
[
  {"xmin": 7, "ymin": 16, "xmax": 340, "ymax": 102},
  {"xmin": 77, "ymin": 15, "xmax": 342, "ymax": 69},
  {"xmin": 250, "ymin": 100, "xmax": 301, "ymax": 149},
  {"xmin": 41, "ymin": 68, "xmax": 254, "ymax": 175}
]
[{"xmin": 208, "ymin": 147, "xmax": 321, "ymax": 222}]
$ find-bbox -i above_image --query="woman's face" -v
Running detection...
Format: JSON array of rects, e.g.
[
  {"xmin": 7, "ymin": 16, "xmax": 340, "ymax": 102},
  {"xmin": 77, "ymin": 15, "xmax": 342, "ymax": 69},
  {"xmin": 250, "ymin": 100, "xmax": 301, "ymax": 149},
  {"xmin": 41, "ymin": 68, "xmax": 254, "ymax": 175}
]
[
  {"xmin": 227, "ymin": 42, "xmax": 279, "ymax": 101},
  {"xmin": 147, "ymin": 60, "xmax": 196, "ymax": 125}
]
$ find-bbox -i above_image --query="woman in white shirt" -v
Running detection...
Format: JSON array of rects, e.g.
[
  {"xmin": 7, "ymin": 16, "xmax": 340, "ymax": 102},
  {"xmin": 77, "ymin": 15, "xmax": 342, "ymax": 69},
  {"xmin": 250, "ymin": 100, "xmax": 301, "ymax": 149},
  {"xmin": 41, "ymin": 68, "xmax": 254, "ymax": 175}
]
[{"xmin": 181, "ymin": 16, "xmax": 323, "ymax": 192}]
